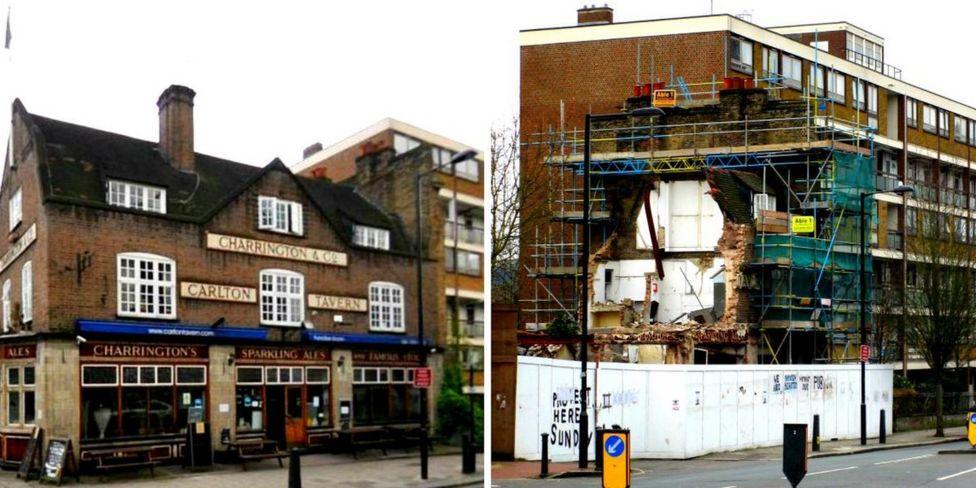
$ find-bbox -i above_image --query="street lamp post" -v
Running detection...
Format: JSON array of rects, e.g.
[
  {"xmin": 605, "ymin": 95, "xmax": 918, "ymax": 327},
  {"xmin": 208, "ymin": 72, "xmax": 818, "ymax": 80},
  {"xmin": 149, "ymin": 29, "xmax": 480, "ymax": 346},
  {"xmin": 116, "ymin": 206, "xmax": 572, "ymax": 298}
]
[
  {"xmin": 579, "ymin": 106, "xmax": 662, "ymax": 469},
  {"xmin": 859, "ymin": 183, "xmax": 913, "ymax": 446},
  {"xmin": 415, "ymin": 148, "xmax": 478, "ymax": 479}
]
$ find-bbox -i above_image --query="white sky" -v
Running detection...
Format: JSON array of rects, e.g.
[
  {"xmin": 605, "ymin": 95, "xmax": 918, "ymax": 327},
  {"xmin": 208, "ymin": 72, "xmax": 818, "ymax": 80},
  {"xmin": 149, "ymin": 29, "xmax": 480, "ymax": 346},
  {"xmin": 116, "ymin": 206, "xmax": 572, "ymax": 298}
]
[{"xmin": 2, "ymin": 1, "xmax": 975, "ymax": 168}]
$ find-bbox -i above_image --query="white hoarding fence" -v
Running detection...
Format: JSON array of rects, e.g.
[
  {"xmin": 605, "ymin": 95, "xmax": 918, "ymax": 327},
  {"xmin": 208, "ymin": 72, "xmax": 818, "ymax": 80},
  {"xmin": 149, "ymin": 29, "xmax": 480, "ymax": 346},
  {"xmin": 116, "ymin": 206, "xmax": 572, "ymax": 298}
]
[{"xmin": 515, "ymin": 356, "xmax": 893, "ymax": 461}]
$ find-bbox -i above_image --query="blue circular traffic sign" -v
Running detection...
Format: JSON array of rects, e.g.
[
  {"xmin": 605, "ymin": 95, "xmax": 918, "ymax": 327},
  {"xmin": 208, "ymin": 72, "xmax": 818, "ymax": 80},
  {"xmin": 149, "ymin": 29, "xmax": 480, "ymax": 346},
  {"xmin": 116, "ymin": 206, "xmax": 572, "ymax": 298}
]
[
  {"xmin": 970, "ymin": 413, "xmax": 976, "ymax": 424},
  {"xmin": 604, "ymin": 434, "xmax": 625, "ymax": 458}
]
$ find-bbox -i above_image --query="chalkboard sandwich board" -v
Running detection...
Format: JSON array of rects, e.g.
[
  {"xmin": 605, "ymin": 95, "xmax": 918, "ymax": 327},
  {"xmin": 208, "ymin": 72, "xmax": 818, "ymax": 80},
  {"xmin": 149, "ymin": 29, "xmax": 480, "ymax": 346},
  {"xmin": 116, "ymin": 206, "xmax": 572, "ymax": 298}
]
[{"xmin": 40, "ymin": 438, "xmax": 79, "ymax": 486}]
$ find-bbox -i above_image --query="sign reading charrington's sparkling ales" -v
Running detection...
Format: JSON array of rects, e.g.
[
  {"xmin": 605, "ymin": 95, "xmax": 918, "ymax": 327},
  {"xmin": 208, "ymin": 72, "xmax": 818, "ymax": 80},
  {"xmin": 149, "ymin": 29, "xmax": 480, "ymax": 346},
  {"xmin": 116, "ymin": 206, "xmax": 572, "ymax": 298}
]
[
  {"xmin": 308, "ymin": 294, "xmax": 368, "ymax": 312},
  {"xmin": 181, "ymin": 281, "xmax": 257, "ymax": 303},
  {"xmin": 206, "ymin": 232, "xmax": 348, "ymax": 267}
]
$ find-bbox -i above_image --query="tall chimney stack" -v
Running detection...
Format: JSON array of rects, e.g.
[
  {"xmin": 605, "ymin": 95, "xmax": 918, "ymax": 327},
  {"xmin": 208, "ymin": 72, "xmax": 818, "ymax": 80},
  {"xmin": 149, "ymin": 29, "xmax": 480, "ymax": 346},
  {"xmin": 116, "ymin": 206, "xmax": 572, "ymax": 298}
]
[
  {"xmin": 577, "ymin": 4, "xmax": 613, "ymax": 25},
  {"xmin": 157, "ymin": 85, "xmax": 196, "ymax": 172}
]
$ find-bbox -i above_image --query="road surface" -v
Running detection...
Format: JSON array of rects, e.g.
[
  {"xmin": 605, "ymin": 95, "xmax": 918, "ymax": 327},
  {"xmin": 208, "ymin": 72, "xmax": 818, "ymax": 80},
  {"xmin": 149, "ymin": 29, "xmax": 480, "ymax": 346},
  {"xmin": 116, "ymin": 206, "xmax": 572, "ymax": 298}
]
[{"xmin": 493, "ymin": 441, "xmax": 976, "ymax": 487}]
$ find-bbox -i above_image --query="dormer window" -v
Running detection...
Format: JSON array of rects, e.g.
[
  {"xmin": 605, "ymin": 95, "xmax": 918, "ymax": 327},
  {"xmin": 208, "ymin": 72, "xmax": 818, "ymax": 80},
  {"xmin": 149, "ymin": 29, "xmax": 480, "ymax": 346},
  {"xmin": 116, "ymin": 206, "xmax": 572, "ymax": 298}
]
[
  {"xmin": 107, "ymin": 180, "xmax": 166, "ymax": 214},
  {"xmin": 258, "ymin": 196, "xmax": 303, "ymax": 236},
  {"xmin": 353, "ymin": 225, "xmax": 390, "ymax": 250}
]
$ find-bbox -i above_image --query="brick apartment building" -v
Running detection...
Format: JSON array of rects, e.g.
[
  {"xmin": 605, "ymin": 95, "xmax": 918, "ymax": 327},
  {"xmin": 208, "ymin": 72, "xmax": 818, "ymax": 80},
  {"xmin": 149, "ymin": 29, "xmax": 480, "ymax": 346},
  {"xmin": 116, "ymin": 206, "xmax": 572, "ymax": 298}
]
[
  {"xmin": 0, "ymin": 85, "xmax": 443, "ymax": 465},
  {"xmin": 291, "ymin": 119, "xmax": 485, "ymax": 398},
  {"xmin": 518, "ymin": 6, "xmax": 976, "ymax": 369}
]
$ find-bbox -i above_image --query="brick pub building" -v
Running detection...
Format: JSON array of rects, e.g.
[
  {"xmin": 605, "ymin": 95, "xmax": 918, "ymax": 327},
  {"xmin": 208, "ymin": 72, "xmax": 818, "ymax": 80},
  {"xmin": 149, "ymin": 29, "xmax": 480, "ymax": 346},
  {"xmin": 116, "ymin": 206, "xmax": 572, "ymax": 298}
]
[{"xmin": 0, "ymin": 85, "xmax": 442, "ymax": 465}]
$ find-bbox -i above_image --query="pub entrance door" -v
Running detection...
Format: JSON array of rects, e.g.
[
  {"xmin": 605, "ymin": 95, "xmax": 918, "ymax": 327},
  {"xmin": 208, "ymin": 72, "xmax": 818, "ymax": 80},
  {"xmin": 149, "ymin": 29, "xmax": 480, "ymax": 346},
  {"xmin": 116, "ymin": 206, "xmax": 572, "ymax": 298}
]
[{"xmin": 266, "ymin": 385, "xmax": 306, "ymax": 448}]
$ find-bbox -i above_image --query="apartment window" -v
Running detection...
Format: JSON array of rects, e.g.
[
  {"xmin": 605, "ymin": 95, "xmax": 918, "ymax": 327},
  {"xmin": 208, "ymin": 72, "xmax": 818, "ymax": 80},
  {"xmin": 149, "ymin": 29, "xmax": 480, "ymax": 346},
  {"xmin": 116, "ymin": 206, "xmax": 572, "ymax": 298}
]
[
  {"xmin": 938, "ymin": 110, "xmax": 949, "ymax": 138},
  {"xmin": 117, "ymin": 253, "xmax": 176, "ymax": 319},
  {"xmin": 906, "ymin": 208, "xmax": 918, "ymax": 236},
  {"xmin": 761, "ymin": 47, "xmax": 779, "ymax": 79},
  {"xmin": 729, "ymin": 37, "xmax": 753, "ymax": 74},
  {"xmin": 20, "ymin": 261, "xmax": 31, "ymax": 323},
  {"xmin": 393, "ymin": 133, "xmax": 421, "ymax": 155},
  {"xmin": 259, "ymin": 270, "xmax": 304, "ymax": 326},
  {"xmin": 922, "ymin": 105, "xmax": 937, "ymax": 133},
  {"xmin": 853, "ymin": 81, "xmax": 866, "ymax": 111},
  {"xmin": 6, "ymin": 365, "xmax": 35, "ymax": 425},
  {"xmin": 445, "ymin": 248, "xmax": 482, "ymax": 276},
  {"xmin": 258, "ymin": 196, "xmax": 303, "ymax": 235},
  {"xmin": 827, "ymin": 71, "xmax": 845, "ymax": 103},
  {"xmin": 353, "ymin": 225, "xmax": 391, "ymax": 250},
  {"xmin": 846, "ymin": 33, "xmax": 884, "ymax": 71},
  {"xmin": 808, "ymin": 65, "xmax": 825, "ymax": 98},
  {"xmin": 970, "ymin": 120, "xmax": 976, "ymax": 145},
  {"xmin": 866, "ymin": 85, "xmax": 878, "ymax": 115},
  {"xmin": 752, "ymin": 193, "xmax": 776, "ymax": 219},
  {"xmin": 368, "ymin": 282, "xmax": 405, "ymax": 333},
  {"xmin": 955, "ymin": 116, "xmax": 968, "ymax": 143},
  {"xmin": 1, "ymin": 280, "xmax": 9, "ymax": 332},
  {"xmin": 8, "ymin": 188, "xmax": 21, "ymax": 231},
  {"xmin": 781, "ymin": 55, "xmax": 801, "ymax": 89},
  {"xmin": 906, "ymin": 98, "xmax": 918, "ymax": 128},
  {"xmin": 106, "ymin": 180, "xmax": 166, "ymax": 214}
]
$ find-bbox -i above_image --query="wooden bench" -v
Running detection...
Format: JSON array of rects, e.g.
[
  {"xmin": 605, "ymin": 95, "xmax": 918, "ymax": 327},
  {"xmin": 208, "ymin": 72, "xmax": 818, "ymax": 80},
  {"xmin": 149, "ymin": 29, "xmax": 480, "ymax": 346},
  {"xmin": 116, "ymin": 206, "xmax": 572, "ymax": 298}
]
[
  {"xmin": 224, "ymin": 437, "xmax": 287, "ymax": 471},
  {"xmin": 387, "ymin": 426, "xmax": 437, "ymax": 453},
  {"xmin": 86, "ymin": 446, "xmax": 157, "ymax": 480},
  {"xmin": 338, "ymin": 427, "xmax": 396, "ymax": 459}
]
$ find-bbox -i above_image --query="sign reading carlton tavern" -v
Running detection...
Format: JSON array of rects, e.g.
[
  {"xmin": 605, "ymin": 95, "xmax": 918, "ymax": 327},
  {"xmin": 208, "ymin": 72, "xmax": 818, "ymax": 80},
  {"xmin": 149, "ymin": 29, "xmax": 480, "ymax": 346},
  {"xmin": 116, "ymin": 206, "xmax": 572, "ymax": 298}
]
[
  {"xmin": 353, "ymin": 350, "xmax": 422, "ymax": 366},
  {"xmin": 206, "ymin": 232, "xmax": 348, "ymax": 267},
  {"xmin": 181, "ymin": 281, "xmax": 257, "ymax": 303},
  {"xmin": 308, "ymin": 294, "xmax": 368, "ymax": 312},
  {"xmin": 236, "ymin": 346, "xmax": 331, "ymax": 363},
  {"xmin": 80, "ymin": 343, "xmax": 208, "ymax": 360}
]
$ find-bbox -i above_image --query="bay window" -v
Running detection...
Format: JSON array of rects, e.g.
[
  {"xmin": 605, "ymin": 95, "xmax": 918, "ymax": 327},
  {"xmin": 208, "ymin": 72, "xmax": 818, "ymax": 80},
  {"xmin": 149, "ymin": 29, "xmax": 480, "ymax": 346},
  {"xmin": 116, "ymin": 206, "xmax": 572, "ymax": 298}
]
[
  {"xmin": 117, "ymin": 253, "xmax": 176, "ymax": 319},
  {"xmin": 368, "ymin": 282, "xmax": 405, "ymax": 333},
  {"xmin": 259, "ymin": 270, "xmax": 305, "ymax": 326}
]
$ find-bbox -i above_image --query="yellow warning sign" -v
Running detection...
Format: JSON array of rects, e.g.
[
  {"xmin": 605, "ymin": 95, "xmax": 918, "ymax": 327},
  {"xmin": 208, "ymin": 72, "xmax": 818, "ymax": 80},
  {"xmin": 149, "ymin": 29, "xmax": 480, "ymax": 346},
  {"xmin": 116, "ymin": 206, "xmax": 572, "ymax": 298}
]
[
  {"xmin": 653, "ymin": 89, "xmax": 676, "ymax": 108},
  {"xmin": 968, "ymin": 411, "xmax": 976, "ymax": 447},
  {"xmin": 791, "ymin": 216, "xmax": 815, "ymax": 234},
  {"xmin": 602, "ymin": 430, "xmax": 630, "ymax": 488}
]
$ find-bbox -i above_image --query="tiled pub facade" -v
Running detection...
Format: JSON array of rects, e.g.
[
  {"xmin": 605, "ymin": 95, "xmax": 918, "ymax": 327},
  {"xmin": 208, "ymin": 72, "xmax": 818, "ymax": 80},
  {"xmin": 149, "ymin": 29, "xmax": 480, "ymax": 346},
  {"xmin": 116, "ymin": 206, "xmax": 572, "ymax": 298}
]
[{"xmin": 0, "ymin": 86, "xmax": 442, "ymax": 465}]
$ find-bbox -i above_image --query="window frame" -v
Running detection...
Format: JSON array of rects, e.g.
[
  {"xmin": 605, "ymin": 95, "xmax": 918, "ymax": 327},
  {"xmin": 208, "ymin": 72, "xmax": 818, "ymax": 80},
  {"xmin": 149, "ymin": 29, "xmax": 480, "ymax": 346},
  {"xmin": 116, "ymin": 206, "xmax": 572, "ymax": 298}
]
[
  {"xmin": 808, "ymin": 65, "xmax": 825, "ymax": 98},
  {"xmin": 9, "ymin": 188, "xmax": 21, "ymax": 231},
  {"xmin": 729, "ymin": 36, "xmax": 753, "ymax": 74},
  {"xmin": 121, "ymin": 364, "xmax": 174, "ymax": 386},
  {"xmin": 352, "ymin": 225, "xmax": 391, "ymax": 250},
  {"xmin": 306, "ymin": 366, "xmax": 331, "ymax": 385},
  {"xmin": 906, "ymin": 98, "xmax": 918, "ymax": 128},
  {"xmin": 5, "ymin": 364, "xmax": 35, "ymax": 426},
  {"xmin": 175, "ymin": 365, "xmax": 208, "ymax": 386},
  {"xmin": 20, "ymin": 261, "xmax": 31, "ymax": 324},
  {"xmin": 922, "ymin": 105, "xmax": 938, "ymax": 134},
  {"xmin": 781, "ymin": 55, "xmax": 801, "ymax": 89},
  {"xmin": 259, "ymin": 269, "xmax": 305, "ymax": 327},
  {"xmin": 81, "ymin": 364, "xmax": 120, "ymax": 387},
  {"xmin": 827, "ymin": 71, "xmax": 846, "ymax": 104},
  {"xmin": 106, "ymin": 180, "xmax": 166, "ymax": 214},
  {"xmin": 368, "ymin": 282, "xmax": 406, "ymax": 333},
  {"xmin": 235, "ymin": 366, "xmax": 265, "ymax": 385},
  {"xmin": 257, "ymin": 196, "xmax": 304, "ymax": 236},
  {"xmin": 1, "ymin": 279, "xmax": 10, "ymax": 333},
  {"xmin": 938, "ymin": 109, "xmax": 950, "ymax": 138},
  {"xmin": 955, "ymin": 115, "xmax": 968, "ymax": 143},
  {"xmin": 116, "ymin": 252, "xmax": 177, "ymax": 320}
]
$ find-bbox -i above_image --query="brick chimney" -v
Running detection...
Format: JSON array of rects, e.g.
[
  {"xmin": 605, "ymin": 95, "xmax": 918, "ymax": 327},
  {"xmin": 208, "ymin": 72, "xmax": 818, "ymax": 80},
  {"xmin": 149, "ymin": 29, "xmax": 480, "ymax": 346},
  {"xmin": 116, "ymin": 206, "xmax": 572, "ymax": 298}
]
[
  {"xmin": 157, "ymin": 85, "xmax": 196, "ymax": 172},
  {"xmin": 303, "ymin": 142, "xmax": 323, "ymax": 159},
  {"xmin": 578, "ymin": 4, "xmax": 613, "ymax": 25}
]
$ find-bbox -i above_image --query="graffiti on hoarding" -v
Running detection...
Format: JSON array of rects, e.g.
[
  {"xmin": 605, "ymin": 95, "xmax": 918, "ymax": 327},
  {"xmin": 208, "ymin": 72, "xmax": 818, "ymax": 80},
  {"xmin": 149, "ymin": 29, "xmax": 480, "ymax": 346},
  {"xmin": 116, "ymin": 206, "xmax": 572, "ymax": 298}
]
[{"xmin": 550, "ymin": 387, "xmax": 593, "ymax": 449}]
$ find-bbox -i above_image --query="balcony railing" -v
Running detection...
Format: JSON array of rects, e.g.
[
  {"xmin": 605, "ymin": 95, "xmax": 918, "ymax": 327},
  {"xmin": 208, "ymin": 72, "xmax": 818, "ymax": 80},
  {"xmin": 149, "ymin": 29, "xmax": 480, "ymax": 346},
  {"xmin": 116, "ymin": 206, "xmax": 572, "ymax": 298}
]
[
  {"xmin": 448, "ymin": 320, "xmax": 484, "ymax": 338},
  {"xmin": 844, "ymin": 49, "xmax": 902, "ymax": 80},
  {"xmin": 445, "ymin": 222, "xmax": 484, "ymax": 246},
  {"xmin": 908, "ymin": 182, "xmax": 937, "ymax": 202},
  {"xmin": 940, "ymin": 189, "xmax": 966, "ymax": 208},
  {"xmin": 446, "ymin": 259, "xmax": 482, "ymax": 276},
  {"xmin": 876, "ymin": 174, "xmax": 901, "ymax": 193}
]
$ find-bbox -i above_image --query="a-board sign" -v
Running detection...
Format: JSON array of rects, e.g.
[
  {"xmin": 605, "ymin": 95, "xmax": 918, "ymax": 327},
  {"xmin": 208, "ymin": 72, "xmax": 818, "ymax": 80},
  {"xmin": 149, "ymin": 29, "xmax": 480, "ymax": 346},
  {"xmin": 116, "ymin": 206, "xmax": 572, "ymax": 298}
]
[
  {"xmin": 791, "ymin": 215, "xmax": 815, "ymax": 234},
  {"xmin": 783, "ymin": 423, "xmax": 808, "ymax": 488},
  {"xmin": 601, "ymin": 429, "xmax": 630, "ymax": 488},
  {"xmin": 41, "ymin": 437, "xmax": 78, "ymax": 485},
  {"xmin": 652, "ymin": 89, "xmax": 676, "ymax": 108},
  {"xmin": 968, "ymin": 411, "xmax": 976, "ymax": 447},
  {"xmin": 17, "ymin": 426, "xmax": 41, "ymax": 480}
]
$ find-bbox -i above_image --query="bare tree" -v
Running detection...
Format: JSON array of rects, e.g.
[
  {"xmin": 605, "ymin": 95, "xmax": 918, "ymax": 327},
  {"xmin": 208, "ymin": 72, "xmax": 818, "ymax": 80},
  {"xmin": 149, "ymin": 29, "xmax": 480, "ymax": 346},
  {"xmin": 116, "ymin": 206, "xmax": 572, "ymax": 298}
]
[
  {"xmin": 489, "ymin": 118, "xmax": 547, "ymax": 304},
  {"xmin": 903, "ymin": 202, "xmax": 976, "ymax": 436}
]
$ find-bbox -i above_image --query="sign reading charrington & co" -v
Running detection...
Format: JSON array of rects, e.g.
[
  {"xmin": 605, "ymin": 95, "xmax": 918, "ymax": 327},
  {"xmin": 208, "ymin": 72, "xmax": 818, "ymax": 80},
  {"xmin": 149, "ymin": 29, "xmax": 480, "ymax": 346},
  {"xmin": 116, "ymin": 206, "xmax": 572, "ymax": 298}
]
[
  {"xmin": 0, "ymin": 223, "xmax": 36, "ymax": 273},
  {"xmin": 181, "ymin": 281, "xmax": 257, "ymax": 303},
  {"xmin": 308, "ymin": 294, "xmax": 368, "ymax": 312},
  {"xmin": 206, "ymin": 232, "xmax": 347, "ymax": 267}
]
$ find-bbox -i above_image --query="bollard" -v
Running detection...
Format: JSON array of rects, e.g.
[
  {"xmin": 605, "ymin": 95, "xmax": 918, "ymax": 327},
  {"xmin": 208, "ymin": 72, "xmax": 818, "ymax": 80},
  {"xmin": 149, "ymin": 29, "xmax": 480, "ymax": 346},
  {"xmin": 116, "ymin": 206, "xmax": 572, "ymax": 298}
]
[
  {"xmin": 880, "ymin": 409, "xmax": 886, "ymax": 444},
  {"xmin": 461, "ymin": 434, "xmax": 476, "ymax": 474},
  {"xmin": 812, "ymin": 414, "xmax": 820, "ymax": 452},
  {"xmin": 288, "ymin": 447, "xmax": 302, "ymax": 488},
  {"xmin": 540, "ymin": 433, "xmax": 549, "ymax": 477},
  {"xmin": 594, "ymin": 428, "xmax": 605, "ymax": 472}
]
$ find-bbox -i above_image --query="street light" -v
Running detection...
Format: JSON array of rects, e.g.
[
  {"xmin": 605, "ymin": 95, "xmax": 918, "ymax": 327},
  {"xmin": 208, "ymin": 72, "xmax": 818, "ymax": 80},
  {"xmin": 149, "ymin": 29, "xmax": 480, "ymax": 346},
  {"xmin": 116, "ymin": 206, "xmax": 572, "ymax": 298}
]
[
  {"xmin": 579, "ymin": 105, "xmax": 660, "ymax": 469},
  {"xmin": 859, "ymin": 182, "xmax": 913, "ymax": 445},
  {"xmin": 415, "ymin": 147, "xmax": 477, "ymax": 479}
]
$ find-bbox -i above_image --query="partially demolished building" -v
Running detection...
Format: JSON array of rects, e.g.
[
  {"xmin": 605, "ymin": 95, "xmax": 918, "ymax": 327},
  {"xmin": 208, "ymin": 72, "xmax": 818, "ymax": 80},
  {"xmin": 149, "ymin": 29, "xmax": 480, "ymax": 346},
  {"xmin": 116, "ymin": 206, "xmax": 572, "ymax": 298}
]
[{"xmin": 518, "ymin": 8, "xmax": 975, "ymax": 367}]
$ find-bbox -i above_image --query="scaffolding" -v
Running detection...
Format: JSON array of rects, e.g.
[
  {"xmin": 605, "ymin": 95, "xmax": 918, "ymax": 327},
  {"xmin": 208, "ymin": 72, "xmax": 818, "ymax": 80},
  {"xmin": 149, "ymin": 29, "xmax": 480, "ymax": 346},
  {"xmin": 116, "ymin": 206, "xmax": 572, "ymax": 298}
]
[{"xmin": 521, "ymin": 83, "xmax": 879, "ymax": 363}]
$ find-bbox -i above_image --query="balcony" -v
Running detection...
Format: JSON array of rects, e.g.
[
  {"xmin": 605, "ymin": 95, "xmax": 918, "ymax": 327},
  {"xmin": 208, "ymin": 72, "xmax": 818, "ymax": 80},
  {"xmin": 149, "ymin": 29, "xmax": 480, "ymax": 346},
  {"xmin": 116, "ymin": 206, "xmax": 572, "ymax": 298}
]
[
  {"xmin": 909, "ymin": 182, "xmax": 937, "ymax": 202},
  {"xmin": 445, "ymin": 221, "xmax": 484, "ymax": 246},
  {"xmin": 844, "ymin": 49, "xmax": 902, "ymax": 80},
  {"xmin": 884, "ymin": 231, "xmax": 903, "ymax": 251},
  {"xmin": 448, "ymin": 320, "xmax": 484, "ymax": 339},
  {"xmin": 876, "ymin": 174, "xmax": 901, "ymax": 193},
  {"xmin": 940, "ymin": 189, "xmax": 966, "ymax": 208}
]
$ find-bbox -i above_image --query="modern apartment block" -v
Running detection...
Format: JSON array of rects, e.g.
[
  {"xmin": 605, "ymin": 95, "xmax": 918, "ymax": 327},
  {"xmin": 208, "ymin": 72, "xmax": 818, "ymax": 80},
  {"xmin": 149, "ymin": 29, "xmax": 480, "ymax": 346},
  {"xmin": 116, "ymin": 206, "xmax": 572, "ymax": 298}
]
[
  {"xmin": 519, "ymin": 6, "xmax": 976, "ymax": 369},
  {"xmin": 292, "ymin": 119, "xmax": 485, "ymax": 396}
]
